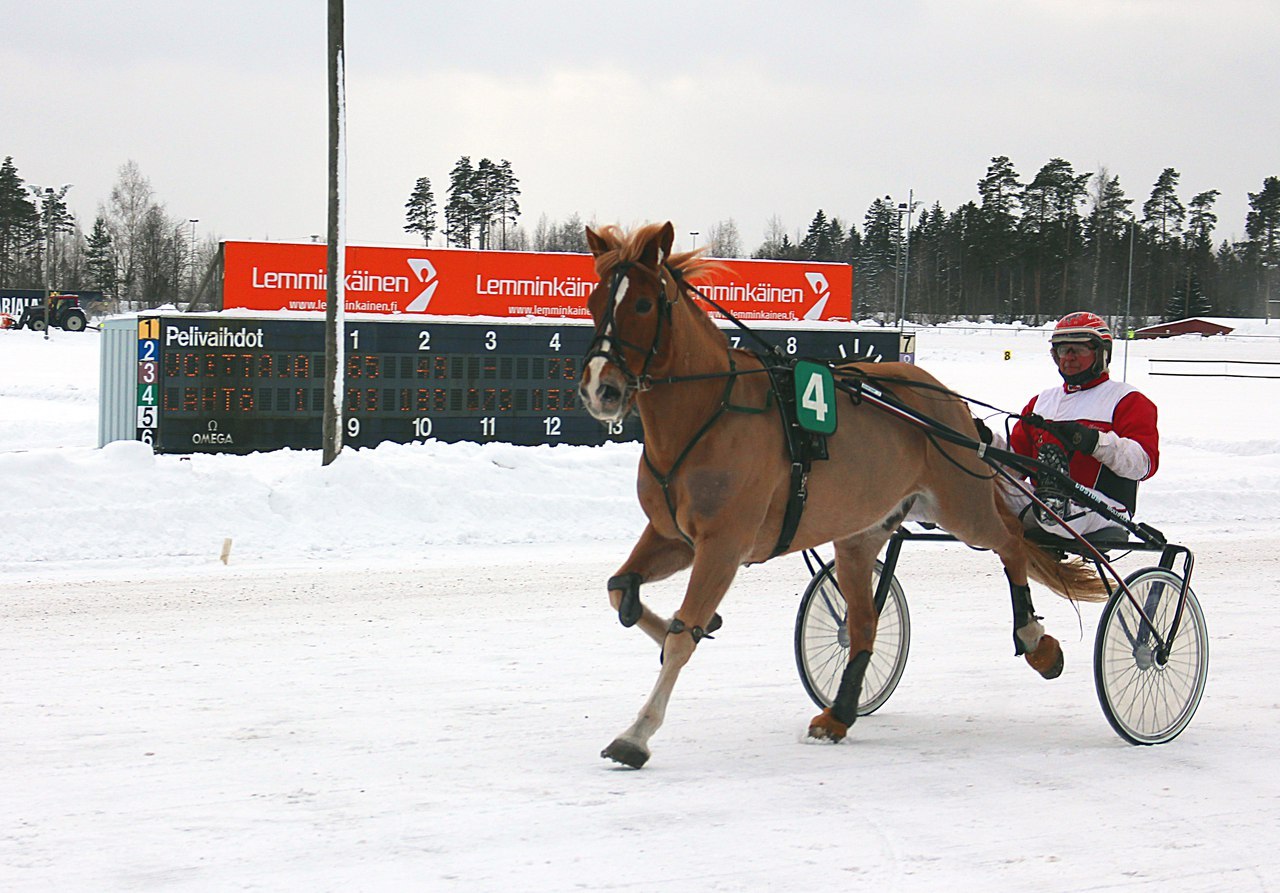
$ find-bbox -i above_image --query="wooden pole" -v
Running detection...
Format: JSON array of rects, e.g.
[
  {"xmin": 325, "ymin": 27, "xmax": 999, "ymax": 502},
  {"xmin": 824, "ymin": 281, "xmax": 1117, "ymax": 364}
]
[{"xmin": 322, "ymin": 0, "xmax": 346, "ymax": 465}]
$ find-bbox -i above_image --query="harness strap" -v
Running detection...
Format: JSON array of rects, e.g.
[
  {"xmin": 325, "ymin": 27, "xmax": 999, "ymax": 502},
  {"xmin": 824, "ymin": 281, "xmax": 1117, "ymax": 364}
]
[
  {"xmin": 643, "ymin": 351, "xmax": 771, "ymax": 548},
  {"xmin": 764, "ymin": 363, "xmax": 821, "ymax": 558}
]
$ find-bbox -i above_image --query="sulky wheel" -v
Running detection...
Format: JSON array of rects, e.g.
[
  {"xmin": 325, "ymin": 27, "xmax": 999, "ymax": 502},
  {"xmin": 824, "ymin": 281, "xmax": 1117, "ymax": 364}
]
[
  {"xmin": 794, "ymin": 558, "xmax": 910, "ymax": 716},
  {"xmin": 1093, "ymin": 567, "xmax": 1209, "ymax": 745}
]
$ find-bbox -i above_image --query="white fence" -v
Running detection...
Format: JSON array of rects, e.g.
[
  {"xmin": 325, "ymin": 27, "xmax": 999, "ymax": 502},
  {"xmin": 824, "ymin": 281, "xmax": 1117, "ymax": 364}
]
[{"xmin": 1149, "ymin": 358, "xmax": 1280, "ymax": 379}]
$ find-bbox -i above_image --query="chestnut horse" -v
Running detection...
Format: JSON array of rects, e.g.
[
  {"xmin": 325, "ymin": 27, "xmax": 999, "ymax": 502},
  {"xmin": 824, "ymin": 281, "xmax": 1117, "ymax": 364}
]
[{"xmin": 579, "ymin": 222, "xmax": 1104, "ymax": 769}]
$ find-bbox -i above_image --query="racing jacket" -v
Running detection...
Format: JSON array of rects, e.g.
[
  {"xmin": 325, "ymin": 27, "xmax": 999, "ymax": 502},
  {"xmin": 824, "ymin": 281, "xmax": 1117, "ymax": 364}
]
[{"xmin": 1008, "ymin": 373, "xmax": 1159, "ymax": 514}]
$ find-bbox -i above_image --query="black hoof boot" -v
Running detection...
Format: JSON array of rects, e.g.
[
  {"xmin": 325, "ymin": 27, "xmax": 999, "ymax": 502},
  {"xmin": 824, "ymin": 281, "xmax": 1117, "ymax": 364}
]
[{"xmin": 601, "ymin": 738, "xmax": 649, "ymax": 769}]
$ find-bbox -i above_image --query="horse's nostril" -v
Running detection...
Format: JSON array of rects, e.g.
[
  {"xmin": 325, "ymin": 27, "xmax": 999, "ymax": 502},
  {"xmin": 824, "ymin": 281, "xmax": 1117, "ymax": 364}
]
[{"xmin": 601, "ymin": 384, "xmax": 622, "ymax": 404}]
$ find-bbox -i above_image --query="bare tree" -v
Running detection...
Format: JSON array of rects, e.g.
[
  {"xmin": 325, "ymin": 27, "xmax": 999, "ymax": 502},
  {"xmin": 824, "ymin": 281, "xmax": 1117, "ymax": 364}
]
[{"xmin": 705, "ymin": 219, "xmax": 742, "ymax": 258}]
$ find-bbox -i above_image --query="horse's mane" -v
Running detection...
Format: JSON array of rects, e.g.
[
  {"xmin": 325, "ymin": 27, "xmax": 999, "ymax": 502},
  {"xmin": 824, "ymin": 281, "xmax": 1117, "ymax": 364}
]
[
  {"xmin": 589, "ymin": 223, "xmax": 720, "ymax": 283},
  {"xmin": 589, "ymin": 224, "xmax": 730, "ymax": 347}
]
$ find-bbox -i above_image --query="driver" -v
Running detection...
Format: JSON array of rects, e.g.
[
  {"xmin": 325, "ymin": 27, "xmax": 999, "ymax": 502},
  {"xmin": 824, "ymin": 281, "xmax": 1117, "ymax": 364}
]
[{"xmin": 1003, "ymin": 311, "xmax": 1160, "ymax": 537}]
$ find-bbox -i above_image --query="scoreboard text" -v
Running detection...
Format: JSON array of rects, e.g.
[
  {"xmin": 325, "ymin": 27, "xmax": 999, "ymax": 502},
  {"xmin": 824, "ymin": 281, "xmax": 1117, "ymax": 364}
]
[{"xmin": 133, "ymin": 315, "xmax": 911, "ymax": 454}]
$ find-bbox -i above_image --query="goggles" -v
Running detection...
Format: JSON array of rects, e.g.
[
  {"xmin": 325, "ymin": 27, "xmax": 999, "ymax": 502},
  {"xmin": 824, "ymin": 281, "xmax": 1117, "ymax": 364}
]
[{"xmin": 1053, "ymin": 342, "xmax": 1096, "ymax": 358}]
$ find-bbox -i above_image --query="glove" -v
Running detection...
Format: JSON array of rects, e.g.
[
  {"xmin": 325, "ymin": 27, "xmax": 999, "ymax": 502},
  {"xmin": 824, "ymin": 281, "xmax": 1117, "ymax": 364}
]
[{"xmin": 1046, "ymin": 420, "xmax": 1099, "ymax": 455}]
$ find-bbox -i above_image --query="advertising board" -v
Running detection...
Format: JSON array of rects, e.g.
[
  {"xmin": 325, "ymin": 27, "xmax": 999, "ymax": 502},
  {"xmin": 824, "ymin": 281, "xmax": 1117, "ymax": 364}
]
[{"xmin": 221, "ymin": 242, "xmax": 853, "ymax": 322}]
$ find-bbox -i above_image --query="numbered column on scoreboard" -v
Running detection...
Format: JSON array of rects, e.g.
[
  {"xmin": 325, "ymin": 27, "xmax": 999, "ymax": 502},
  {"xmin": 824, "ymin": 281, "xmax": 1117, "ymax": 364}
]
[{"xmin": 145, "ymin": 314, "xmax": 905, "ymax": 454}]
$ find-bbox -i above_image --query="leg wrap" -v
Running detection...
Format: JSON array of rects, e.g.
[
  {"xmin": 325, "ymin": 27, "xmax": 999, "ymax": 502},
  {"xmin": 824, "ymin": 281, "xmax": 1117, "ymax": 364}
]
[
  {"xmin": 667, "ymin": 616, "xmax": 720, "ymax": 643},
  {"xmin": 660, "ymin": 614, "xmax": 722, "ymax": 664},
  {"xmin": 608, "ymin": 572, "xmax": 643, "ymax": 628},
  {"xmin": 830, "ymin": 650, "xmax": 872, "ymax": 726},
  {"xmin": 1007, "ymin": 571, "xmax": 1042, "ymax": 657}
]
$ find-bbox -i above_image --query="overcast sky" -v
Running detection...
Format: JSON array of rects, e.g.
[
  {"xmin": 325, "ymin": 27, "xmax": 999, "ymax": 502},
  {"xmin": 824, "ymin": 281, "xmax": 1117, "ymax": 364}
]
[{"xmin": 4, "ymin": 1, "xmax": 1277, "ymax": 254}]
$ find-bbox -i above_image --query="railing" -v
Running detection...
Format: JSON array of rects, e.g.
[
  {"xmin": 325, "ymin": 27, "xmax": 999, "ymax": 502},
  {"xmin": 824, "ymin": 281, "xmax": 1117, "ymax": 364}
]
[{"xmin": 1149, "ymin": 358, "xmax": 1280, "ymax": 379}]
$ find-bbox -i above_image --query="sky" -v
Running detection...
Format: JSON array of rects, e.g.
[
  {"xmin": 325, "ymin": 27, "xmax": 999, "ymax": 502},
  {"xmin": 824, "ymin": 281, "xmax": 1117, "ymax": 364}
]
[{"xmin": 4, "ymin": 1, "xmax": 1278, "ymax": 255}]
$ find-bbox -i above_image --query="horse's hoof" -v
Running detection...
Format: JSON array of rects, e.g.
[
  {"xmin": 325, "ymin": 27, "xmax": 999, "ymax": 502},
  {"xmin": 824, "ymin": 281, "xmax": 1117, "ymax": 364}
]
[
  {"xmin": 807, "ymin": 707, "xmax": 849, "ymax": 743},
  {"xmin": 601, "ymin": 738, "xmax": 649, "ymax": 768},
  {"xmin": 1025, "ymin": 634, "xmax": 1064, "ymax": 679}
]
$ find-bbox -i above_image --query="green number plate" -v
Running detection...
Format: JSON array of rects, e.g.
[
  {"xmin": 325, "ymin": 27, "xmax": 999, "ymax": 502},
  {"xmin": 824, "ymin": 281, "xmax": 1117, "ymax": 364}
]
[{"xmin": 794, "ymin": 360, "xmax": 837, "ymax": 435}]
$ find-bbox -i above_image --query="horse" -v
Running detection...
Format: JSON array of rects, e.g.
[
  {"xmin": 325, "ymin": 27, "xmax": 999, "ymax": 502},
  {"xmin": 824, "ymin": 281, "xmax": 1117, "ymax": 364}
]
[{"xmin": 578, "ymin": 221, "xmax": 1106, "ymax": 769}]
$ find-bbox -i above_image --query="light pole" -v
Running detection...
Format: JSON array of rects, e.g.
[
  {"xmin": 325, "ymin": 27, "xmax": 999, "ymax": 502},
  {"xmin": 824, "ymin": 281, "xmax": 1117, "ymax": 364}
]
[
  {"xmin": 895, "ymin": 189, "xmax": 916, "ymax": 329},
  {"xmin": 888, "ymin": 196, "xmax": 902, "ymax": 325},
  {"xmin": 689, "ymin": 231, "xmax": 699, "ymax": 252},
  {"xmin": 188, "ymin": 219, "xmax": 199, "ymax": 306},
  {"xmin": 29, "ymin": 185, "xmax": 65, "ymax": 341}
]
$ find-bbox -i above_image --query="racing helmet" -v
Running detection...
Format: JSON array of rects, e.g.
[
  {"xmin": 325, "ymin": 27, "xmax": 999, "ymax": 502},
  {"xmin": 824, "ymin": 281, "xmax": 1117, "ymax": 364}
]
[{"xmin": 1050, "ymin": 311, "xmax": 1112, "ymax": 385}]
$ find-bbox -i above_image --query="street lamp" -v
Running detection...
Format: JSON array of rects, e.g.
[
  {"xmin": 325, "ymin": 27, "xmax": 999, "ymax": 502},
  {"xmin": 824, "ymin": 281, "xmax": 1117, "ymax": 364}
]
[
  {"xmin": 894, "ymin": 189, "xmax": 916, "ymax": 329},
  {"xmin": 29, "ymin": 184, "xmax": 69, "ymax": 341},
  {"xmin": 188, "ymin": 219, "xmax": 200, "ymax": 306},
  {"xmin": 689, "ymin": 231, "xmax": 699, "ymax": 252}
]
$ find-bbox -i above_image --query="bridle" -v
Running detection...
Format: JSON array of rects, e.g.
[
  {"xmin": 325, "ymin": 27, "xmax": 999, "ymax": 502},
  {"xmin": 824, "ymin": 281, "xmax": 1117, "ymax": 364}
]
[{"xmin": 582, "ymin": 261, "xmax": 677, "ymax": 393}]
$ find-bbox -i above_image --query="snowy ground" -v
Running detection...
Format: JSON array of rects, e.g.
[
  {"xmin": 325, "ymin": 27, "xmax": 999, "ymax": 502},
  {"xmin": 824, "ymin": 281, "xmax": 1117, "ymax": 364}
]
[{"xmin": 3, "ymin": 320, "xmax": 1280, "ymax": 891}]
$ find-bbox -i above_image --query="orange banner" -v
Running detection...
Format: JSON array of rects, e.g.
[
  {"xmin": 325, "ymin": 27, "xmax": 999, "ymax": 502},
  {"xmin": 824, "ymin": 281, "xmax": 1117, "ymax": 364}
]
[{"xmin": 221, "ymin": 241, "xmax": 852, "ymax": 321}]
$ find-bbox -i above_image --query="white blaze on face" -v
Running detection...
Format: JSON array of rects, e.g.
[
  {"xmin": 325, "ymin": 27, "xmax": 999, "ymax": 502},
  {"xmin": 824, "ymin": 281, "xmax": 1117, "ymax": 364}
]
[{"xmin": 584, "ymin": 277, "xmax": 629, "ymax": 402}]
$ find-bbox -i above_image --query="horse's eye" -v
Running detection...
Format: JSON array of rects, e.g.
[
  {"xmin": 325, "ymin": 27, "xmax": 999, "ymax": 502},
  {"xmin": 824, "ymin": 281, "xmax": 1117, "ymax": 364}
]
[{"xmin": 634, "ymin": 298, "xmax": 653, "ymax": 314}]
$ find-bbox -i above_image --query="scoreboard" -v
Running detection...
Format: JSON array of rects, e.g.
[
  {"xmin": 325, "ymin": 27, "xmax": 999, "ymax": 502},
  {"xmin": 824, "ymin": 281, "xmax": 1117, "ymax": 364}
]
[{"xmin": 125, "ymin": 314, "xmax": 914, "ymax": 454}]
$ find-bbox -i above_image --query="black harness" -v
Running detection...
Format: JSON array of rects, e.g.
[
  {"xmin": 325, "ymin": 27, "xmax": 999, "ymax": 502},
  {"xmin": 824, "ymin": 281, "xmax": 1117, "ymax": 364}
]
[{"xmin": 583, "ymin": 262, "xmax": 829, "ymax": 559}]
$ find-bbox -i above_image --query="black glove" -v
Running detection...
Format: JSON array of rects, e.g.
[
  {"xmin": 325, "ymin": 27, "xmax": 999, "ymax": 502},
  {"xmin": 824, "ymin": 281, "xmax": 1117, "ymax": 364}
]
[{"xmin": 1046, "ymin": 420, "xmax": 1099, "ymax": 455}]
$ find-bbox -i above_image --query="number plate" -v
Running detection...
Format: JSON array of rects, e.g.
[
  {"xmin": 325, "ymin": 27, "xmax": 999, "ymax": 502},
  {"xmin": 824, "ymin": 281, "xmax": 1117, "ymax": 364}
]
[{"xmin": 794, "ymin": 360, "xmax": 837, "ymax": 435}]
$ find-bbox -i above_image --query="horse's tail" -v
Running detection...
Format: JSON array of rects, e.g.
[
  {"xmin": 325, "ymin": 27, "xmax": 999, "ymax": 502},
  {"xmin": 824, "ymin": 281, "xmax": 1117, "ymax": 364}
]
[{"xmin": 998, "ymin": 500, "xmax": 1110, "ymax": 603}]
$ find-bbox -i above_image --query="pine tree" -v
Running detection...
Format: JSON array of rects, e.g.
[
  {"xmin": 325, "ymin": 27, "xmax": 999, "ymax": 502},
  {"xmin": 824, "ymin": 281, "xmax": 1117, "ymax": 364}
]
[
  {"xmin": 801, "ymin": 210, "xmax": 838, "ymax": 261},
  {"xmin": 492, "ymin": 159, "xmax": 521, "ymax": 250},
  {"xmin": 857, "ymin": 197, "xmax": 900, "ymax": 320},
  {"xmin": 1083, "ymin": 170, "xmax": 1133, "ymax": 316},
  {"xmin": 85, "ymin": 216, "xmax": 118, "ymax": 299},
  {"xmin": 1246, "ymin": 176, "xmax": 1280, "ymax": 318},
  {"xmin": 444, "ymin": 156, "xmax": 476, "ymax": 247},
  {"xmin": 976, "ymin": 156, "xmax": 1023, "ymax": 318},
  {"xmin": 0, "ymin": 156, "xmax": 39, "ymax": 285},
  {"xmin": 404, "ymin": 177, "xmax": 437, "ymax": 246},
  {"xmin": 1143, "ymin": 168, "xmax": 1186, "ymax": 245},
  {"xmin": 1020, "ymin": 158, "xmax": 1090, "ymax": 320},
  {"xmin": 1164, "ymin": 269, "xmax": 1212, "ymax": 321}
]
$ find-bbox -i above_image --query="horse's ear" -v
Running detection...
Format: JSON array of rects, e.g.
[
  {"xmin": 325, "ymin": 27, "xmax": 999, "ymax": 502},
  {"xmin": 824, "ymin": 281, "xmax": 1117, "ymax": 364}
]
[
  {"xmin": 639, "ymin": 222, "xmax": 676, "ymax": 270},
  {"xmin": 585, "ymin": 227, "xmax": 608, "ymax": 258}
]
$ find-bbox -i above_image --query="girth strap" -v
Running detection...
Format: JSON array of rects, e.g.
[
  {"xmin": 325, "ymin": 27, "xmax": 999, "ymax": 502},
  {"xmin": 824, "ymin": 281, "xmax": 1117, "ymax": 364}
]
[{"xmin": 764, "ymin": 362, "xmax": 829, "ymax": 558}]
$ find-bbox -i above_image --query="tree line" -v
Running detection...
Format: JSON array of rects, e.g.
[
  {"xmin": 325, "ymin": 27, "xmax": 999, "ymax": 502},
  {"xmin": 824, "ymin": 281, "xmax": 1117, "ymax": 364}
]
[
  {"xmin": 3, "ymin": 151, "xmax": 1276, "ymax": 323},
  {"xmin": 749, "ymin": 157, "xmax": 1280, "ymax": 325},
  {"xmin": 0, "ymin": 156, "xmax": 213, "ymax": 314},
  {"xmin": 407, "ymin": 153, "xmax": 1278, "ymax": 324}
]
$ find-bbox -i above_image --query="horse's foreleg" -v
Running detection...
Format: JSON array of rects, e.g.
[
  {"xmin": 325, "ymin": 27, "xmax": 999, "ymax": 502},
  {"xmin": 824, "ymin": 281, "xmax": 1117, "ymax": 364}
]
[
  {"xmin": 603, "ymin": 540, "xmax": 739, "ymax": 768},
  {"xmin": 809, "ymin": 537, "xmax": 884, "ymax": 743},
  {"xmin": 607, "ymin": 524, "xmax": 694, "ymax": 646}
]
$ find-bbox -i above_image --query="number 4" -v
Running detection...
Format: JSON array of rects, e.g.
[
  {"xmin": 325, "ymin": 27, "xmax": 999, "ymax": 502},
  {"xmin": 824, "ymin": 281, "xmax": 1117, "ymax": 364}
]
[
  {"xmin": 793, "ymin": 360, "xmax": 837, "ymax": 435},
  {"xmin": 801, "ymin": 373, "xmax": 827, "ymax": 422}
]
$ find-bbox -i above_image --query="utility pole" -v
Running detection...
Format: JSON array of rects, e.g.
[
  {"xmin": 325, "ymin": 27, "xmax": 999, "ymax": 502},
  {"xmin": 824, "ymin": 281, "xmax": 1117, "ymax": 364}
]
[{"xmin": 322, "ymin": 0, "xmax": 346, "ymax": 466}]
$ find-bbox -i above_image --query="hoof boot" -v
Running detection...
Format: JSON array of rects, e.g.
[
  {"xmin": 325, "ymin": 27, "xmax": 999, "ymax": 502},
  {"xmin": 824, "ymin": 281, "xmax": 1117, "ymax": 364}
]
[
  {"xmin": 1025, "ymin": 634, "xmax": 1064, "ymax": 679},
  {"xmin": 601, "ymin": 738, "xmax": 649, "ymax": 769}
]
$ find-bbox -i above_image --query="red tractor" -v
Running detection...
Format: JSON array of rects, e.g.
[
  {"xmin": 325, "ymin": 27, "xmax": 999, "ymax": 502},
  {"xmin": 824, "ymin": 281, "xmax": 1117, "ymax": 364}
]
[{"xmin": 12, "ymin": 294, "xmax": 89, "ymax": 332}]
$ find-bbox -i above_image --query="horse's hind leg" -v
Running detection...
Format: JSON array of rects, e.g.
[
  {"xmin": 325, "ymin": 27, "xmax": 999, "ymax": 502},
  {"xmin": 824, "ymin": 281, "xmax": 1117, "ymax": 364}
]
[
  {"xmin": 945, "ymin": 495, "xmax": 1064, "ymax": 680},
  {"xmin": 1005, "ymin": 568, "xmax": 1063, "ymax": 679},
  {"xmin": 808, "ymin": 531, "xmax": 889, "ymax": 742},
  {"xmin": 607, "ymin": 523, "xmax": 695, "ymax": 646}
]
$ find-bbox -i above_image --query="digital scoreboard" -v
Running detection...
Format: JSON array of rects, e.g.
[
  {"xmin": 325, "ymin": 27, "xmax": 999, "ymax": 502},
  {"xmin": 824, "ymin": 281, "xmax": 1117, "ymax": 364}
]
[{"xmin": 128, "ymin": 314, "xmax": 913, "ymax": 454}]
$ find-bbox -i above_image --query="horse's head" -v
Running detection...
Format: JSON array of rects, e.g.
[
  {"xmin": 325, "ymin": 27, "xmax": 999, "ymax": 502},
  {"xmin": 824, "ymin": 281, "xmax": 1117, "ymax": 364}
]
[{"xmin": 578, "ymin": 222, "xmax": 680, "ymax": 422}]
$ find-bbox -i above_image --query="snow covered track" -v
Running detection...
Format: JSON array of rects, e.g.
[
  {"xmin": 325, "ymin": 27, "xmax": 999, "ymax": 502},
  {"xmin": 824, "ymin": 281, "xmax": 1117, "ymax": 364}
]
[
  {"xmin": 4, "ymin": 536, "xmax": 1280, "ymax": 890},
  {"xmin": 4, "ymin": 324, "xmax": 1280, "ymax": 888}
]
